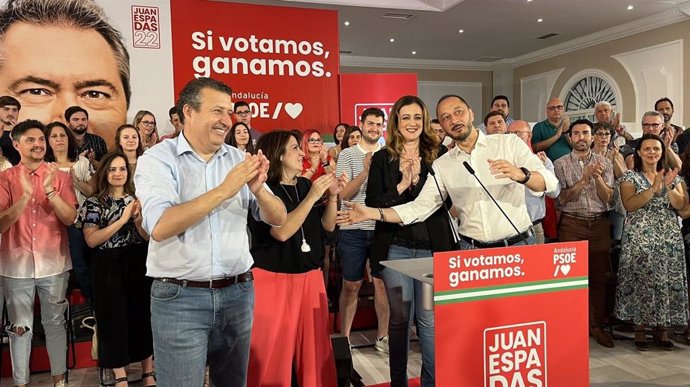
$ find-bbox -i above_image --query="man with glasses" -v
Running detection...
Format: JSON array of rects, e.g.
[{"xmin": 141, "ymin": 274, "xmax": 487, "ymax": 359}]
[
  {"xmin": 233, "ymin": 100, "xmax": 261, "ymax": 141},
  {"xmin": 532, "ymin": 98, "xmax": 572, "ymax": 162},
  {"xmin": 594, "ymin": 101, "xmax": 633, "ymax": 148},
  {"xmin": 622, "ymin": 111, "xmax": 680, "ymax": 170}
]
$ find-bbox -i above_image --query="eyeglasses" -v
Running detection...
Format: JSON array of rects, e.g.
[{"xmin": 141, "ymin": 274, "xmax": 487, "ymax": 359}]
[
  {"xmin": 140, "ymin": 120, "xmax": 156, "ymax": 126},
  {"xmin": 594, "ymin": 132, "xmax": 611, "ymax": 137},
  {"xmin": 642, "ymin": 123, "xmax": 662, "ymax": 129},
  {"xmin": 235, "ymin": 110, "xmax": 251, "ymax": 117},
  {"xmin": 547, "ymin": 105, "xmax": 564, "ymax": 111},
  {"xmin": 308, "ymin": 138, "xmax": 323, "ymax": 143}
]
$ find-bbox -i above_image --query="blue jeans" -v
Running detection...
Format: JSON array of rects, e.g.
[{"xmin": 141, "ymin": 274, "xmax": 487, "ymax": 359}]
[
  {"xmin": 2, "ymin": 272, "xmax": 69, "ymax": 385},
  {"xmin": 381, "ymin": 245, "xmax": 435, "ymax": 387},
  {"xmin": 337, "ymin": 229, "xmax": 376, "ymax": 281},
  {"xmin": 150, "ymin": 279, "xmax": 254, "ymax": 387},
  {"xmin": 67, "ymin": 225, "xmax": 92, "ymax": 302}
]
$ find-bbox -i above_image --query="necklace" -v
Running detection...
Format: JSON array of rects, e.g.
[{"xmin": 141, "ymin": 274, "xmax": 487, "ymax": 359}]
[{"xmin": 280, "ymin": 183, "xmax": 311, "ymax": 253}]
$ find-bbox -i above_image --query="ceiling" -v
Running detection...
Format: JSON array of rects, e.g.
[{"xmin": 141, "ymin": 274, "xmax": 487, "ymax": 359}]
[{"xmin": 222, "ymin": 0, "xmax": 689, "ymax": 63}]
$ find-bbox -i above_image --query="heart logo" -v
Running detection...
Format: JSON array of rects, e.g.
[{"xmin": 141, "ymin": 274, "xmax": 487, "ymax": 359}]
[
  {"xmin": 284, "ymin": 103, "xmax": 303, "ymax": 119},
  {"xmin": 560, "ymin": 264, "xmax": 571, "ymax": 276}
]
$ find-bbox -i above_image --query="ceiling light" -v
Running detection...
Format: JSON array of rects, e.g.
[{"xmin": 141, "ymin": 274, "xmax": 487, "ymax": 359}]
[
  {"xmin": 412, "ymin": 51, "xmax": 416, "ymax": 55},
  {"xmin": 344, "ymin": 21, "xmax": 350, "ymax": 26},
  {"xmin": 627, "ymin": 5, "xmax": 634, "ymax": 10},
  {"xmin": 458, "ymin": 29, "xmax": 464, "ymax": 33},
  {"xmin": 537, "ymin": 18, "xmax": 543, "ymax": 23},
  {"xmin": 389, "ymin": 38, "xmax": 395, "ymax": 42},
  {"xmin": 527, "ymin": 0, "xmax": 533, "ymax": 2}
]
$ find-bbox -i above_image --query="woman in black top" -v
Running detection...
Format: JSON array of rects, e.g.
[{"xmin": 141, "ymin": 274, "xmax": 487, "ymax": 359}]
[
  {"xmin": 247, "ymin": 131, "xmax": 346, "ymax": 387},
  {"xmin": 79, "ymin": 152, "xmax": 155, "ymax": 387},
  {"xmin": 366, "ymin": 95, "xmax": 455, "ymax": 387}
]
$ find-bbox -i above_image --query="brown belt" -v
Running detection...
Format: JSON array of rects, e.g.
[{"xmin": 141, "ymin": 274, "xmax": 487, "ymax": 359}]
[
  {"xmin": 156, "ymin": 271, "xmax": 253, "ymax": 289},
  {"xmin": 562, "ymin": 212, "xmax": 607, "ymax": 221}
]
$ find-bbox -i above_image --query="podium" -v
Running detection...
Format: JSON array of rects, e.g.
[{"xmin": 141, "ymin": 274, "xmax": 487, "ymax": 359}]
[{"xmin": 382, "ymin": 241, "xmax": 590, "ymax": 387}]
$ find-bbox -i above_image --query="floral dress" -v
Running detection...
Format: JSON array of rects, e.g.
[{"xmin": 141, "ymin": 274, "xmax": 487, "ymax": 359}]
[{"xmin": 614, "ymin": 170, "xmax": 689, "ymax": 326}]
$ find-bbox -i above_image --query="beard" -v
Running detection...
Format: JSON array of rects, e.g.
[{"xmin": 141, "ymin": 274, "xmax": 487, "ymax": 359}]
[
  {"xmin": 447, "ymin": 122, "xmax": 475, "ymax": 142},
  {"xmin": 70, "ymin": 125, "xmax": 87, "ymax": 135},
  {"xmin": 662, "ymin": 114, "xmax": 671, "ymax": 123}
]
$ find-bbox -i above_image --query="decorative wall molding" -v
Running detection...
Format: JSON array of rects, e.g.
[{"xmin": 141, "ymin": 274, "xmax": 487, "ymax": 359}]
[{"xmin": 340, "ymin": 55, "xmax": 492, "ymax": 71}]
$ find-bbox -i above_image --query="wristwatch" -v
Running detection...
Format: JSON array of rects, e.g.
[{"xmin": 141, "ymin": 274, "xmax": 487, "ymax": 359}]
[{"xmin": 517, "ymin": 167, "xmax": 531, "ymax": 184}]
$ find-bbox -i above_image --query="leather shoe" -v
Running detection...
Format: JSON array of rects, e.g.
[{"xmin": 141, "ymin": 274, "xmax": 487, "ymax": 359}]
[{"xmin": 591, "ymin": 328, "xmax": 614, "ymax": 348}]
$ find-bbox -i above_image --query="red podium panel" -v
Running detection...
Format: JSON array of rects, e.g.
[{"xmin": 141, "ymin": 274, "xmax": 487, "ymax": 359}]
[{"xmin": 434, "ymin": 241, "xmax": 589, "ymax": 387}]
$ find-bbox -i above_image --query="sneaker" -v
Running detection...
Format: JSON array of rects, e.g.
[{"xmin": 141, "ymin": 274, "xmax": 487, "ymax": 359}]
[
  {"xmin": 54, "ymin": 380, "xmax": 69, "ymax": 387},
  {"xmin": 375, "ymin": 335, "xmax": 389, "ymax": 353}
]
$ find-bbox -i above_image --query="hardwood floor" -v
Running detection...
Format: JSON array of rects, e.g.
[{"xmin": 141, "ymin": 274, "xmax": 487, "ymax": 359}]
[{"xmin": 3, "ymin": 329, "xmax": 690, "ymax": 386}]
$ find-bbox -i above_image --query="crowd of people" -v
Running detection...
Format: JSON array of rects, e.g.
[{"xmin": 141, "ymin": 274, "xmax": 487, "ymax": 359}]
[{"xmin": 0, "ymin": 74, "xmax": 689, "ymax": 387}]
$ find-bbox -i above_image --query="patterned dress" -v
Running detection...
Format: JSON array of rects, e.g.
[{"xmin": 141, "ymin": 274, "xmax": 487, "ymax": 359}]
[{"xmin": 614, "ymin": 170, "xmax": 689, "ymax": 326}]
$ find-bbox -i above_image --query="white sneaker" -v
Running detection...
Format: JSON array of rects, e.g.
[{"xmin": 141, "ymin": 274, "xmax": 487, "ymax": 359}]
[
  {"xmin": 54, "ymin": 380, "xmax": 69, "ymax": 387},
  {"xmin": 375, "ymin": 335, "xmax": 389, "ymax": 353}
]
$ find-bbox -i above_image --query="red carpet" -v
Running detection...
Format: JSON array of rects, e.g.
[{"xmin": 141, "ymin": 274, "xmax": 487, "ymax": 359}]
[{"xmin": 368, "ymin": 378, "xmax": 420, "ymax": 387}]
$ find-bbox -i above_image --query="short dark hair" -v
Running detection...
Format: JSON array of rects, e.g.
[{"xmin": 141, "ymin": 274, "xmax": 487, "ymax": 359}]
[
  {"xmin": 430, "ymin": 118, "xmax": 440, "ymax": 125},
  {"xmin": 491, "ymin": 95, "xmax": 510, "ymax": 108},
  {"xmin": 360, "ymin": 107, "xmax": 384, "ymax": 123},
  {"xmin": 44, "ymin": 121, "xmax": 78, "ymax": 162},
  {"xmin": 168, "ymin": 106, "xmax": 178, "ymax": 119},
  {"xmin": 654, "ymin": 97, "xmax": 674, "ymax": 111},
  {"xmin": 255, "ymin": 130, "xmax": 299, "ymax": 186},
  {"xmin": 0, "ymin": 95, "xmax": 20, "ymax": 109},
  {"xmin": 65, "ymin": 105, "xmax": 88, "ymax": 121},
  {"xmin": 342, "ymin": 126, "xmax": 362, "ymax": 150},
  {"xmin": 568, "ymin": 118, "xmax": 594, "ymax": 136},
  {"xmin": 483, "ymin": 111, "xmax": 505, "ymax": 127},
  {"xmin": 11, "ymin": 119, "xmax": 44, "ymax": 141},
  {"xmin": 176, "ymin": 77, "xmax": 232, "ymax": 125},
  {"xmin": 234, "ymin": 101, "xmax": 249, "ymax": 111}
]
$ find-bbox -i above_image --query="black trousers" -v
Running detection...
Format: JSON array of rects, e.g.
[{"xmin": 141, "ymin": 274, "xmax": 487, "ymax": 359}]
[{"xmin": 92, "ymin": 243, "xmax": 153, "ymax": 368}]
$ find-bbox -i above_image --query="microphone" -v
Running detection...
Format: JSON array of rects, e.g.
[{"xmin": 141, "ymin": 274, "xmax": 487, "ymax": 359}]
[
  {"xmin": 428, "ymin": 165, "xmax": 460, "ymax": 249},
  {"xmin": 462, "ymin": 161, "xmax": 528, "ymax": 245}
]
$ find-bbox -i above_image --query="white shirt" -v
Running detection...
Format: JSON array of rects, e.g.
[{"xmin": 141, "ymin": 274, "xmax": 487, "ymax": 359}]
[{"xmin": 393, "ymin": 131, "xmax": 559, "ymax": 242}]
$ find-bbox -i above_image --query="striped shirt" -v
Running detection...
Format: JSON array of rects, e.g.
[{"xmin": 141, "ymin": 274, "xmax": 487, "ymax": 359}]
[
  {"xmin": 336, "ymin": 143, "xmax": 381, "ymax": 231},
  {"xmin": 554, "ymin": 151, "xmax": 613, "ymax": 214}
]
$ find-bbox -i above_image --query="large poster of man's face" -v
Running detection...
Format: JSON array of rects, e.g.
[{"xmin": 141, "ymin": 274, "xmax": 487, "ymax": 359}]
[{"xmin": 0, "ymin": 0, "xmax": 174, "ymax": 149}]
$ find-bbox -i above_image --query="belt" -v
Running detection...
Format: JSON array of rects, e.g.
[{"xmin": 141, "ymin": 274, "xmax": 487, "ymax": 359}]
[
  {"xmin": 157, "ymin": 271, "xmax": 253, "ymax": 289},
  {"xmin": 460, "ymin": 228, "xmax": 533, "ymax": 249},
  {"xmin": 532, "ymin": 218, "xmax": 544, "ymax": 226},
  {"xmin": 562, "ymin": 212, "xmax": 607, "ymax": 221}
]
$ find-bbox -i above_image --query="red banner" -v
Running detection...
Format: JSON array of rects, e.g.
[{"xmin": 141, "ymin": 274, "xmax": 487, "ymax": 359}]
[
  {"xmin": 339, "ymin": 73, "xmax": 417, "ymax": 130},
  {"xmin": 170, "ymin": 0, "xmax": 339, "ymax": 134},
  {"xmin": 434, "ymin": 242, "xmax": 589, "ymax": 387}
]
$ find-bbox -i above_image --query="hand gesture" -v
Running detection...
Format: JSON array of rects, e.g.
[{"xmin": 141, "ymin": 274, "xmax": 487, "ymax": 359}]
[
  {"xmin": 328, "ymin": 173, "xmax": 349, "ymax": 196},
  {"xmin": 665, "ymin": 168, "xmax": 679, "ymax": 190},
  {"xmin": 399, "ymin": 160, "xmax": 413, "ymax": 190},
  {"xmin": 590, "ymin": 161, "xmax": 605, "ymax": 179},
  {"xmin": 560, "ymin": 115, "xmax": 571, "ymax": 135},
  {"xmin": 536, "ymin": 151, "xmax": 548, "ymax": 164},
  {"xmin": 651, "ymin": 170, "xmax": 665, "ymax": 194},
  {"xmin": 248, "ymin": 150, "xmax": 270, "ymax": 194},
  {"xmin": 662, "ymin": 129, "xmax": 674, "ymax": 148},
  {"xmin": 363, "ymin": 152, "xmax": 373, "ymax": 172},
  {"xmin": 19, "ymin": 170, "xmax": 32, "ymax": 198},
  {"xmin": 613, "ymin": 112, "xmax": 624, "ymax": 134},
  {"xmin": 43, "ymin": 162, "xmax": 58, "ymax": 192},
  {"xmin": 120, "ymin": 200, "xmax": 136, "ymax": 223},
  {"xmin": 488, "ymin": 159, "xmax": 522, "ymax": 181},
  {"xmin": 307, "ymin": 173, "xmax": 336, "ymax": 202},
  {"xmin": 337, "ymin": 201, "xmax": 371, "ymax": 226},
  {"xmin": 221, "ymin": 153, "xmax": 260, "ymax": 199},
  {"xmin": 581, "ymin": 162, "xmax": 596, "ymax": 182},
  {"xmin": 319, "ymin": 150, "xmax": 328, "ymax": 164},
  {"xmin": 131, "ymin": 199, "xmax": 142, "ymax": 220}
]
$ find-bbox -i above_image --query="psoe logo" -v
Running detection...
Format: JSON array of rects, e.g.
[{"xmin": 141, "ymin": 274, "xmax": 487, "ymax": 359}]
[
  {"xmin": 131, "ymin": 5, "xmax": 160, "ymax": 49},
  {"xmin": 484, "ymin": 321, "xmax": 547, "ymax": 387}
]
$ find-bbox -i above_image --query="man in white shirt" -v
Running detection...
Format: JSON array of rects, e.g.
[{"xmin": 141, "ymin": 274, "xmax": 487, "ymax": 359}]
[
  {"xmin": 336, "ymin": 107, "xmax": 390, "ymax": 352},
  {"xmin": 340, "ymin": 95, "xmax": 559, "ymax": 248}
]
